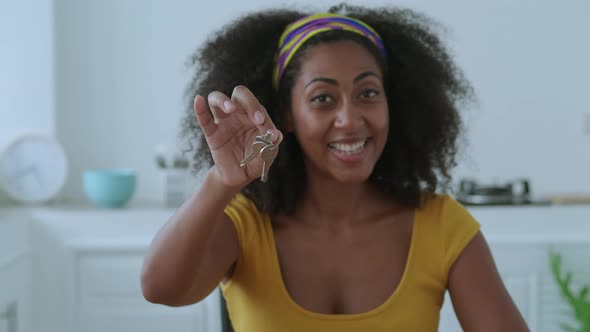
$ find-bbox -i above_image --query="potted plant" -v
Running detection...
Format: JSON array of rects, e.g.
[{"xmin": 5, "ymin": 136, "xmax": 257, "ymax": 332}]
[{"xmin": 549, "ymin": 251, "xmax": 590, "ymax": 332}]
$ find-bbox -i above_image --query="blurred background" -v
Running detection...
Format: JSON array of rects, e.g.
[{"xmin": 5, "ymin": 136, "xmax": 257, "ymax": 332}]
[
  {"xmin": 1, "ymin": 0, "xmax": 589, "ymax": 205},
  {"xmin": 1, "ymin": 1, "xmax": 590, "ymax": 332}
]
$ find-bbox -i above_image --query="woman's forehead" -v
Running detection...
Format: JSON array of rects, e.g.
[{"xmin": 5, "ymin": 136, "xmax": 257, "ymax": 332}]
[{"xmin": 297, "ymin": 41, "xmax": 383, "ymax": 81}]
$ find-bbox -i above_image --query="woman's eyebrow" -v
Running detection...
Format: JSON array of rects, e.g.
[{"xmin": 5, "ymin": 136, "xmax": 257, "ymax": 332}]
[
  {"xmin": 305, "ymin": 77, "xmax": 338, "ymax": 89},
  {"xmin": 304, "ymin": 71, "xmax": 380, "ymax": 89},
  {"xmin": 353, "ymin": 71, "xmax": 380, "ymax": 83}
]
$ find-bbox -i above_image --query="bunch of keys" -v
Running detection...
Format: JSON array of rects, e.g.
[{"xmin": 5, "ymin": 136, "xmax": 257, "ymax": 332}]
[{"xmin": 239, "ymin": 132, "xmax": 281, "ymax": 182}]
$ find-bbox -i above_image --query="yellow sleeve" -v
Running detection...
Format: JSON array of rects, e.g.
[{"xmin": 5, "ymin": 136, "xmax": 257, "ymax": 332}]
[
  {"xmin": 223, "ymin": 193, "xmax": 258, "ymax": 254},
  {"xmin": 440, "ymin": 195, "xmax": 481, "ymax": 274}
]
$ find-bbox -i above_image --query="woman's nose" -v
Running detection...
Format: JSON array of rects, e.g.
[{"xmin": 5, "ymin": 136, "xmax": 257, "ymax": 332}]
[{"xmin": 334, "ymin": 103, "xmax": 363, "ymax": 128}]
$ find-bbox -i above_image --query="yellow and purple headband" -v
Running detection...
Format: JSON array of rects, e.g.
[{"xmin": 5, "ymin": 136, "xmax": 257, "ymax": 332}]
[{"xmin": 272, "ymin": 13, "xmax": 386, "ymax": 90}]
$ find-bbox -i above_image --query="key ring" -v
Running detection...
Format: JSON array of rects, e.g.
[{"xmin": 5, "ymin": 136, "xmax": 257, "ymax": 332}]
[{"xmin": 239, "ymin": 131, "xmax": 282, "ymax": 182}]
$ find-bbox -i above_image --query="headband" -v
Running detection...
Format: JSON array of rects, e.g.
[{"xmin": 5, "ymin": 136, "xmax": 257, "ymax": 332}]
[{"xmin": 272, "ymin": 13, "xmax": 386, "ymax": 89}]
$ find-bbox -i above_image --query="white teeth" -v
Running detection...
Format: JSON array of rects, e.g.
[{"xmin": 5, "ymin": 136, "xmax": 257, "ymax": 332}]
[{"xmin": 328, "ymin": 140, "xmax": 367, "ymax": 155}]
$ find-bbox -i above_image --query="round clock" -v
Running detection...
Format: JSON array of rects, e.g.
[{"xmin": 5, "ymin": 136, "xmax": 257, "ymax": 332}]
[{"xmin": 0, "ymin": 133, "xmax": 68, "ymax": 204}]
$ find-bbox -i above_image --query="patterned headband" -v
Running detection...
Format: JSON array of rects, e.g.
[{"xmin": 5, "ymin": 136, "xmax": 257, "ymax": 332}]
[{"xmin": 272, "ymin": 13, "xmax": 386, "ymax": 90}]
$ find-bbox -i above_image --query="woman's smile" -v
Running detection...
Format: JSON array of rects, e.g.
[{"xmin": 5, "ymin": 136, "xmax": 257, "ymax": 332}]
[{"xmin": 328, "ymin": 138, "xmax": 369, "ymax": 161}]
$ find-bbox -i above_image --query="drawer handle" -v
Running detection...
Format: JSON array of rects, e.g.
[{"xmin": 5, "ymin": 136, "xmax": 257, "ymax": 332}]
[{"xmin": 0, "ymin": 302, "xmax": 18, "ymax": 332}]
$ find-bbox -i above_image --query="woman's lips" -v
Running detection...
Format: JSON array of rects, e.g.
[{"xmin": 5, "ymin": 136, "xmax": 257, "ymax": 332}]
[{"xmin": 328, "ymin": 139, "xmax": 368, "ymax": 162}]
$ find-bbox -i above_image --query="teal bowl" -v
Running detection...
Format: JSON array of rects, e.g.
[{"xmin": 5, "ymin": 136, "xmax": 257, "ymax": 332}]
[{"xmin": 83, "ymin": 169, "xmax": 137, "ymax": 208}]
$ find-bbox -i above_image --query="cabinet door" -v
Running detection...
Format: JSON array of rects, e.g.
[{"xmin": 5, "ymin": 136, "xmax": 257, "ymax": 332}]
[
  {"xmin": 439, "ymin": 242, "xmax": 589, "ymax": 332},
  {"xmin": 0, "ymin": 211, "xmax": 31, "ymax": 332},
  {"xmin": 0, "ymin": 302, "xmax": 16, "ymax": 332},
  {"xmin": 0, "ymin": 257, "xmax": 32, "ymax": 332},
  {"xmin": 75, "ymin": 251, "xmax": 221, "ymax": 332}
]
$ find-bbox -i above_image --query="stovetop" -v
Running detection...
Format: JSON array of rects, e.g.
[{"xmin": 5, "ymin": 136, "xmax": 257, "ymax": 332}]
[{"xmin": 455, "ymin": 178, "xmax": 551, "ymax": 206}]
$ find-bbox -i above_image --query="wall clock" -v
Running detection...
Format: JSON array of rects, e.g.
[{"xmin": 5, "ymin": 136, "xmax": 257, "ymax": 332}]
[{"xmin": 0, "ymin": 133, "xmax": 68, "ymax": 204}]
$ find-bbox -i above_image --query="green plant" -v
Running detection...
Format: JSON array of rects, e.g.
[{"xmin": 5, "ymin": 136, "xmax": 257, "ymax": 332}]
[{"xmin": 549, "ymin": 251, "xmax": 590, "ymax": 332}]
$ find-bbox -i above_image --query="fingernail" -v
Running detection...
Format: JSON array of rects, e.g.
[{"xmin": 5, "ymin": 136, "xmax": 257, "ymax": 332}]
[
  {"xmin": 253, "ymin": 111, "xmax": 265, "ymax": 125},
  {"xmin": 223, "ymin": 101, "xmax": 233, "ymax": 112}
]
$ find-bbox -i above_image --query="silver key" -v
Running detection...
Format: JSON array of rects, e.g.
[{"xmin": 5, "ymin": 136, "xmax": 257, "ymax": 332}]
[
  {"xmin": 255, "ymin": 132, "xmax": 273, "ymax": 145},
  {"xmin": 239, "ymin": 141, "xmax": 267, "ymax": 167},
  {"xmin": 259, "ymin": 144, "xmax": 278, "ymax": 182}
]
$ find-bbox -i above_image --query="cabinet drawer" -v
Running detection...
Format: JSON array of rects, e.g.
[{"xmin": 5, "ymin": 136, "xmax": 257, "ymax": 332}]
[
  {"xmin": 77, "ymin": 253, "xmax": 145, "ymax": 297},
  {"xmin": 75, "ymin": 252, "xmax": 221, "ymax": 332}
]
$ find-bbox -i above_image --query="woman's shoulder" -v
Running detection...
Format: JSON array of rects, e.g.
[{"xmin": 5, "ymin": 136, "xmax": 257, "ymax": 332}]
[
  {"xmin": 224, "ymin": 193, "xmax": 266, "ymax": 222},
  {"xmin": 226, "ymin": 192, "xmax": 256, "ymax": 209},
  {"xmin": 417, "ymin": 192, "xmax": 480, "ymax": 241},
  {"xmin": 224, "ymin": 193, "xmax": 268, "ymax": 242},
  {"xmin": 419, "ymin": 192, "xmax": 469, "ymax": 217},
  {"xmin": 414, "ymin": 192, "xmax": 481, "ymax": 273}
]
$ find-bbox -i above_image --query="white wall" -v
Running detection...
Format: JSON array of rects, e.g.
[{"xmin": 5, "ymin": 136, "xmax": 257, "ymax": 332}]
[
  {"xmin": 417, "ymin": 0, "xmax": 590, "ymax": 195},
  {"xmin": 0, "ymin": 0, "xmax": 55, "ymax": 204},
  {"xmin": 3, "ymin": 0, "xmax": 589, "ymax": 204},
  {"xmin": 54, "ymin": 0, "xmax": 303, "ymax": 203}
]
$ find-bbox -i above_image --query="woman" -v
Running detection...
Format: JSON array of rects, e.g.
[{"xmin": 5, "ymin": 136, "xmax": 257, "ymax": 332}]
[{"xmin": 141, "ymin": 4, "xmax": 530, "ymax": 331}]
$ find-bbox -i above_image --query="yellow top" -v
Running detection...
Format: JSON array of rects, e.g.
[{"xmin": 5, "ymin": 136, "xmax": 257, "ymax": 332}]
[{"xmin": 221, "ymin": 193, "xmax": 480, "ymax": 332}]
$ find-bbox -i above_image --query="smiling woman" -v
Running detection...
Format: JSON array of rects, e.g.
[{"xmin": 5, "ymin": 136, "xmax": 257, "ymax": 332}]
[
  {"xmin": 140, "ymin": 3, "xmax": 530, "ymax": 332},
  {"xmin": 289, "ymin": 41, "xmax": 389, "ymax": 184}
]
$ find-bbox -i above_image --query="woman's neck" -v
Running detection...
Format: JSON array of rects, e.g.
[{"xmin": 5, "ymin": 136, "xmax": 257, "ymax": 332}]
[{"xmin": 297, "ymin": 172, "xmax": 389, "ymax": 228}]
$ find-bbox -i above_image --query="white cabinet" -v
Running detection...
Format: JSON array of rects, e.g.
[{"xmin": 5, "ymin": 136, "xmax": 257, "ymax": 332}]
[
  {"xmin": 25, "ymin": 204, "xmax": 590, "ymax": 332},
  {"xmin": 0, "ymin": 209, "xmax": 32, "ymax": 332},
  {"xmin": 74, "ymin": 250, "xmax": 220, "ymax": 332},
  {"xmin": 439, "ymin": 205, "xmax": 590, "ymax": 332},
  {"xmin": 30, "ymin": 208, "xmax": 221, "ymax": 332},
  {"xmin": 0, "ymin": 258, "xmax": 31, "ymax": 332}
]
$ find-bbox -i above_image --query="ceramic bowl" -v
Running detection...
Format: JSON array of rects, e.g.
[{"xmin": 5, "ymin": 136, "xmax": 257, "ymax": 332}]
[{"xmin": 83, "ymin": 169, "xmax": 136, "ymax": 208}]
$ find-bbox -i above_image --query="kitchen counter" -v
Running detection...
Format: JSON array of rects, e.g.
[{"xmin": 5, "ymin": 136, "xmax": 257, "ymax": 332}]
[
  {"xmin": 467, "ymin": 204, "xmax": 590, "ymax": 242},
  {"xmin": 18, "ymin": 202, "xmax": 590, "ymax": 245},
  {"xmin": 2, "ymin": 202, "xmax": 590, "ymax": 332},
  {"xmin": 2, "ymin": 202, "xmax": 589, "ymax": 248},
  {"xmin": 29, "ymin": 205, "xmax": 176, "ymax": 249},
  {"xmin": 20, "ymin": 204, "xmax": 221, "ymax": 332}
]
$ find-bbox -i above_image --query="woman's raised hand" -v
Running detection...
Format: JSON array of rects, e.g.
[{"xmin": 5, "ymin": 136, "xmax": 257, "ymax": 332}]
[{"xmin": 193, "ymin": 85, "xmax": 283, "ymax": 189}]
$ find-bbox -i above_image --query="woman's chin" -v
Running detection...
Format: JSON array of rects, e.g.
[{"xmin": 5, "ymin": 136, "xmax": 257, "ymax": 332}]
[{"xmin": 330, "ymin": 170, "xmax": 373, "ymax": 184}]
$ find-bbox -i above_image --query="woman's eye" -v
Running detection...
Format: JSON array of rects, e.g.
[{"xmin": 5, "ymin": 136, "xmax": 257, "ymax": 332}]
[
  {"xmin": 360, "ymin": 89, "xmax": 379, "ymax": 99},
  {"xmin": 310, "ymin": 94, "xmax": 333, "ymax": 103}
]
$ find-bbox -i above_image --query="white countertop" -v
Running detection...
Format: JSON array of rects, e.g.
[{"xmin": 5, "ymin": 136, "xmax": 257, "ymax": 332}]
[
  {"xmin": 468, "ymin": 204, "xmax": 590, "ymax": 242},
  {"xmin": 28, "ymin": 205, "xmax": 176, "ymax": 250},
  {"xmin": 3, "ymin": 202, "xmax": 590, "ymax": 250}
]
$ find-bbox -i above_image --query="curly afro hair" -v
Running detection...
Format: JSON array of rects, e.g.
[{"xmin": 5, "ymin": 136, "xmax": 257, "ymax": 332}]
[{"xmin": 181, "ymin": 3, "xmax": 474, "ymax": 215}]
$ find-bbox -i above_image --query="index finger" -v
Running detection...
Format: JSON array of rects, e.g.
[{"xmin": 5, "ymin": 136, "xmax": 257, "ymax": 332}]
[{"xmin": 230, "ymin": 85, "xmax": 281, "ymax": 143}]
